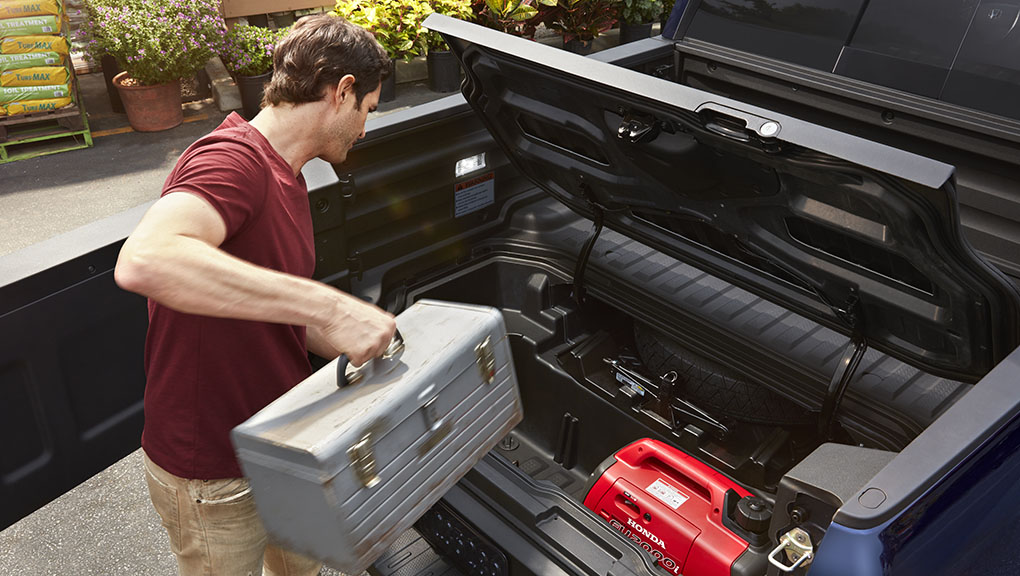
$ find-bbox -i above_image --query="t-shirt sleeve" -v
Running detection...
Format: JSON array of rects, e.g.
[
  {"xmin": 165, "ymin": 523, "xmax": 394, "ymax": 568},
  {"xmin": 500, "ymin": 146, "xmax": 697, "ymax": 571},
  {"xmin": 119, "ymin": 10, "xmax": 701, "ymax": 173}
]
[{"xmin": 162, "ymin": 139, "xmax": 267, "ymax": 241}]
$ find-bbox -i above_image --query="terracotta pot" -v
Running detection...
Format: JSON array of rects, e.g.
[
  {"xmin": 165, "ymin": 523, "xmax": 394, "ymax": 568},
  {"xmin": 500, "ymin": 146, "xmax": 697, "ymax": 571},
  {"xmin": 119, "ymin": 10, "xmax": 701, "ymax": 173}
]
[
  {"xmin": 113, "ymin": 72, "xmax": 183, "ymax": 132},
  {"xmin": 236, "ymin": 71, "xmax": 271, "ymax": 120},
  {"xmin": 427, "ymin": 50, "xmax": 461, "ymax": 93}
]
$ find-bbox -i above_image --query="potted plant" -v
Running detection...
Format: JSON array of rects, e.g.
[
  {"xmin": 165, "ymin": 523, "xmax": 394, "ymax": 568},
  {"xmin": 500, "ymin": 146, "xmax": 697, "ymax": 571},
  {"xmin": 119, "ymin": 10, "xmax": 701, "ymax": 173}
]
[
  {"xmin": 334, "ymin": 0, "xmax": 432, "ymax": 102},
  {"xmin": 616, "ymin": 0, "xmax": 662, "ymax": 43},
  {"xmin": 472, "ymin": 0, "xmax": 553, "ymax": 39},
  {"xmin": 81, "ymin": 0, "xmax": 226, "ymax": 132},
  {"xmin": 220, "ymin": 24, "xmax": 288, "ymax": 120},
  {"xmin": 424, "ymin": 0, "xmax": 474, "ymax": 93},
  {"xmin": 544, "ymin": 0, "xmax": 618, "ymax": 55}
]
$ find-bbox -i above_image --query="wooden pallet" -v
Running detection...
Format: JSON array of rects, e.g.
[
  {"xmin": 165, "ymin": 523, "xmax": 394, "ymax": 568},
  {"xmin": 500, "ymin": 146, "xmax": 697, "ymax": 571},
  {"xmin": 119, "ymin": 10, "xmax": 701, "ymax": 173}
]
[{"xmin": 0, "ymin": 104, "xmax": 92, "ymax": 163}]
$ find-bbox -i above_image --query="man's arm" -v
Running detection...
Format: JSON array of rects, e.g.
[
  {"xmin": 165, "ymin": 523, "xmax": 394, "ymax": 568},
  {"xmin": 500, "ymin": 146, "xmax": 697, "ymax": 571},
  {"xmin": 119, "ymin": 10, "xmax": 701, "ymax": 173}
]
[{"xmin": 114, "ymin": 191, "xmax": 395, "ymax": 366}]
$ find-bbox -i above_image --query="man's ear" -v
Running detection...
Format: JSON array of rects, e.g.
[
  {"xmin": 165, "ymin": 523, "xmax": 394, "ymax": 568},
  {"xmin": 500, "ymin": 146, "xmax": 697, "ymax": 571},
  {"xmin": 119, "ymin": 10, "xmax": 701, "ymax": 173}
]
[{"xmin": 337, "ymin": 74, "xmax": 357, "ymax": 105}]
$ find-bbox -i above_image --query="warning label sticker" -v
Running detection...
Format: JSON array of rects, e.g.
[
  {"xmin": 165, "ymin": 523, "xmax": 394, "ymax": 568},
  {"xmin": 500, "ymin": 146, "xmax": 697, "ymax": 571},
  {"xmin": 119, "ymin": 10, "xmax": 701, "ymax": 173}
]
[
  {"xmin": 454, "ymin": 172, "xmax": 495, "ymax": 217},
  {"xmin": 647, "ymin": 479, "xmax": 689, "ymax": 510}
]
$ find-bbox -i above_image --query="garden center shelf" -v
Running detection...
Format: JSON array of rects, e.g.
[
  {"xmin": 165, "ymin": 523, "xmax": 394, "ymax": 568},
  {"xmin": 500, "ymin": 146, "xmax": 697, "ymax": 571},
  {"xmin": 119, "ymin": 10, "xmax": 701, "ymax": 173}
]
[{"xmin": 0, "ymin": 80, "xmax": 92, "ymax": 164}]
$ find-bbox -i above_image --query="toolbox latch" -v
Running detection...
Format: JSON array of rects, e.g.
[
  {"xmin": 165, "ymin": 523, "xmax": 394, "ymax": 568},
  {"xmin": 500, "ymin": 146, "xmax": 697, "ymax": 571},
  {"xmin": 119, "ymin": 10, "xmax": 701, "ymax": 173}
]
[
  {"xmin": 420, "ymin": 396, "xmax": 452, "ymax": 456},
  {"xmin": 348, "ymin": 434, "xmax": 381, "ymax": 489},
  {"xmin": 475, "ymin": 337, "xmax": 497, "ymax": 385}
]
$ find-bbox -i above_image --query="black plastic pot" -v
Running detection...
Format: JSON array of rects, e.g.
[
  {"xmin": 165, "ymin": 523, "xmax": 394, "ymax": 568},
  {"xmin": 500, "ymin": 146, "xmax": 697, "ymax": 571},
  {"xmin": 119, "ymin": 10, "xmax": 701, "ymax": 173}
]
[
  {"xmin": 271, "ymin": 11, "xmax": 295, "ymax": 27},
  {"xmin": 427, "ymin": 50, "xmax": 461, "ymax": 93},
  {"xmin": 380, "ymin": 58, "xmax": 397, "ymax": 103},
  {"xmin": 247, "ymin": 13, "xmax": 269, "ymax": 27},
  {"xmin": 236, "ymin": 71, "xmax": 271, "ymax": 120},
  {"xmin": 100, "ymin": 54, "xmax": 124, "ymax": 113},
  {"xmin": 564, "ymin": 38, "xmax": 594, "ymax": 55},
  {"xmin": 619, "ymin": 22, "xmax": 653, "ymax": 44}
]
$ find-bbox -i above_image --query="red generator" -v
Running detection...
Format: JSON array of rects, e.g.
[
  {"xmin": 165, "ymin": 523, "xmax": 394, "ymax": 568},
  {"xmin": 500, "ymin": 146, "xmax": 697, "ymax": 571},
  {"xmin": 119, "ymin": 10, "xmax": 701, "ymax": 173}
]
[{"xmin": 583, "ymin": 439, "xmax": 771, "ymax": 576}]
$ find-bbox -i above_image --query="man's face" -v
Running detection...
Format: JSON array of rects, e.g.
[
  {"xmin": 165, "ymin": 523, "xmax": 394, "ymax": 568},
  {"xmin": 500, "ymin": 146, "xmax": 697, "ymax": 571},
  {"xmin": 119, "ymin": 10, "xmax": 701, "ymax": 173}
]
[{"xmin": 324, "ymin": 81, "xmax": 381, "ymax": 164}]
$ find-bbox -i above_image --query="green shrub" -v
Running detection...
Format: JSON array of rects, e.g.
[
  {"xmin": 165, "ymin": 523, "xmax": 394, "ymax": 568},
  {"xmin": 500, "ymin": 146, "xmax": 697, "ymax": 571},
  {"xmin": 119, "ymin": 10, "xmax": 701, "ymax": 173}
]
[
  {"xmin": 426, "ymin": 0, "xmax": 474, "ymax": 50},
  {"xmin": 617, "ymin": 0, "xmax": 662, "ymax": 25},
  {"xmin": 334, "ymin": 0, "xmax": 432, "ymax": 62}
]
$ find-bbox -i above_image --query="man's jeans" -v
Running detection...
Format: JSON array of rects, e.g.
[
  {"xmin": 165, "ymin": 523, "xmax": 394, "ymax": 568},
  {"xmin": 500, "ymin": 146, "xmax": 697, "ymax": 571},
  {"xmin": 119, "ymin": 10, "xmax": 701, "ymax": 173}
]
[{"xmin": 142, "ymin": 451, "xmax": 322, "ymax": 576}]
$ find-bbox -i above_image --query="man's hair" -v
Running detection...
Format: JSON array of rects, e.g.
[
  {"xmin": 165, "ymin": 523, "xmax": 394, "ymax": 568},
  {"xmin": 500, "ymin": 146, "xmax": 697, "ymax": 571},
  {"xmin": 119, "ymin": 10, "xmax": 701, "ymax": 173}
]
[{"xmin": 262, "ymin": 15, "xmax": 390, "ymax": 108}]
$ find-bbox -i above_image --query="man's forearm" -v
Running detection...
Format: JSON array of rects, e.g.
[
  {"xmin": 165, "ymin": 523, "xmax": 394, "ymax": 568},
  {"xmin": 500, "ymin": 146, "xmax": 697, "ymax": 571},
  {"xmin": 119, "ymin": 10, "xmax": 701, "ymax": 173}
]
[
  {"xmin": 115, "ymin": 232, "xmax": 346, "ymax": 331},
  {"xmin": 115, "ymin": 191, "xmax": 395, "ymax": 365}
]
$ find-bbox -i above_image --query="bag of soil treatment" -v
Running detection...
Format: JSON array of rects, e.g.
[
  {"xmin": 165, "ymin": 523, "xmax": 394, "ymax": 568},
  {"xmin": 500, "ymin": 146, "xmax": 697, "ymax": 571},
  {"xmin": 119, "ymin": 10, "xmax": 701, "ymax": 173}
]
[
  {"xmin": 4, "ymin": 95, "xmax": 71, "ymax": 114},
  {"xmin": 1, "ymin": 64, "xmax": 66, "ymax": 85},
  {"xmin": 0, "ymin": 51, "xmax": 62, "ymax": 71},
  {"xmin": 1, "ymin": 34, "xmax": 68, "ymax": 54},
  {"xmin": 0, "ymin": 0, "xmax": 63, "ymax": 19},
  {"xmin": 0, "ymin": 15, "xmax": 62, "ymax": 37},
  {"xmin": 0, "ymin": 82, "xmax": 67, "ymax": 103}
]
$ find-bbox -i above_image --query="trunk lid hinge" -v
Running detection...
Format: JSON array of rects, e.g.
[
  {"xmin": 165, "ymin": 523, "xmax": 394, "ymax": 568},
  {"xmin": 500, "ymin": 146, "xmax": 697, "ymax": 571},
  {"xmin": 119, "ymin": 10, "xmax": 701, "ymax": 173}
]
[
  {"xmin": 340, "ymin": 173, "xmax": 360, "ymax": 281},
  {"xmin": 819, "ymin": 289, "xmax": 868, "ymax": 440},
  {"xmin": 339, "ymin": 173, "xmax": 356, "ymax": 205},
  {"xmin": 573, "ymin": 179, "xmax": 604, "ymax": 306},
  {"xmin": 347, "ymin": 251, "xmax": 363, "ymax": 282}
]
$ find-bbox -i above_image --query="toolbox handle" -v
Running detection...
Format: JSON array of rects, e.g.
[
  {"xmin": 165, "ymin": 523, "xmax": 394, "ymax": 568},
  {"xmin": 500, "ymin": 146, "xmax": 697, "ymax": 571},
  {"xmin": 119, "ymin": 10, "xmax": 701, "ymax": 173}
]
[
  {"xmin": 336, "ymin": 329, "xmax": 405, "ymax": 388},
  {"xmin": 336, "ymin": 354, "xmax": 353, "ymax": 388}
]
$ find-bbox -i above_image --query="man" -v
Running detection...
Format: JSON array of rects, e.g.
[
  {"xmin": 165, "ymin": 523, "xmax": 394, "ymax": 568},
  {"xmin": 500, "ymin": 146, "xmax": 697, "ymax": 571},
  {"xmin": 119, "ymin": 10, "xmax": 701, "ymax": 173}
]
[{"xmin": 114, "ymin": 15, "xmax": 395, "ymax": 576}]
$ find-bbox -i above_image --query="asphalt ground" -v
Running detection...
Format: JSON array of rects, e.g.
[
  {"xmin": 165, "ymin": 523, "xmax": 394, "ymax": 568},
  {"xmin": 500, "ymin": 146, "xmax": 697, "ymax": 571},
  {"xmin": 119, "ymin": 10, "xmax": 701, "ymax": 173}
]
[{"xmin": 0, "ymin": 67, "xmax": 449, "ymax": 576}]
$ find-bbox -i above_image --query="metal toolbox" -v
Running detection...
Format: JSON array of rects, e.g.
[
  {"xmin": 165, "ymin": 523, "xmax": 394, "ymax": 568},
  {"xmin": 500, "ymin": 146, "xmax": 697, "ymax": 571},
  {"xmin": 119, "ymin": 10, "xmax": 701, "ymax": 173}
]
[{"xmin": 231, "ymin": 299, "xmax": 522, "ymax": 574}]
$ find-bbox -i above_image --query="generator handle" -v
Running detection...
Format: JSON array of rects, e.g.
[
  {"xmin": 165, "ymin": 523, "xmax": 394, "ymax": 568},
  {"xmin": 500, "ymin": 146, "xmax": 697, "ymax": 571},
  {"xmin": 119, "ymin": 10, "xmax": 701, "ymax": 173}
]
[{"xmin": 617, "ymin": 439, "xmax": 750, "ymax": 508}]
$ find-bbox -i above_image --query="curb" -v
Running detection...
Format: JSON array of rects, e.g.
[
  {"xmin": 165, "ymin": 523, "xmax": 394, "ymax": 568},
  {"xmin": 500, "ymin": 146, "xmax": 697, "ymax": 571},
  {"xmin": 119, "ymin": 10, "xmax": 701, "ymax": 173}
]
[{"xmin": 205, "ymin": 57, "xmax": 242, "ymax": 113}]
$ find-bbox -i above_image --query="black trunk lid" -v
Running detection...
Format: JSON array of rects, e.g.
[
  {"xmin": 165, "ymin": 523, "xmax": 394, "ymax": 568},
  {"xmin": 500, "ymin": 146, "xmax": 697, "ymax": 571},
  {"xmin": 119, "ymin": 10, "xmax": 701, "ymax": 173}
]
[{"xmin": 424, "ymin": 14, "xmax": 1020, "ymax": 382}]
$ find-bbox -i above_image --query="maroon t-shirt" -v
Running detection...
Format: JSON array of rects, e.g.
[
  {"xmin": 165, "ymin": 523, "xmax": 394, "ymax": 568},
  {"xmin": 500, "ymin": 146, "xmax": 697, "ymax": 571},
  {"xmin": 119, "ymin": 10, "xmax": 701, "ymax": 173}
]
[{"xmin": 142, "ymin": 113, "xmax": 315, "ymax": 479}]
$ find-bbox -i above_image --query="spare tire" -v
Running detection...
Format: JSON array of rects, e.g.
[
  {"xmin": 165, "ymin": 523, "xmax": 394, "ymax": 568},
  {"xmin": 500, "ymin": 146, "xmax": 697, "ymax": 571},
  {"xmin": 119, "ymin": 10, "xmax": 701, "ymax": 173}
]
[{"xmin": 633, "ymin": 323, "xmax": 812, "ymax": 426}]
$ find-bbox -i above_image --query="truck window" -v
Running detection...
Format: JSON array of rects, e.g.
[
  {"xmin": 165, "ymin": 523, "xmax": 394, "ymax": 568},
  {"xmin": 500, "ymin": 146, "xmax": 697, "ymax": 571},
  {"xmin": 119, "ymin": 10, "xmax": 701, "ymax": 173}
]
[
  {"xmin": 834, "ymin": 0, "xmax": 981, "ymax": 98},
  {"xmin": 684, "ymin": 0, "xmax": 867, "ymax": 71}
]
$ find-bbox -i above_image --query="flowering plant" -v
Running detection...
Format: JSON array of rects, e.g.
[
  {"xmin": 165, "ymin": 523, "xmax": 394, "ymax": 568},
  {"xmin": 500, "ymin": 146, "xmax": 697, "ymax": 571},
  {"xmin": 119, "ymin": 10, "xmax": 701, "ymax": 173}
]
[
  {"xmin": 221, "ymin": 24, "xmax": 288, "ymax": 78},
  {"xmin": 81, "ymin": 0, "xmax": 226, "ymax": 86}
]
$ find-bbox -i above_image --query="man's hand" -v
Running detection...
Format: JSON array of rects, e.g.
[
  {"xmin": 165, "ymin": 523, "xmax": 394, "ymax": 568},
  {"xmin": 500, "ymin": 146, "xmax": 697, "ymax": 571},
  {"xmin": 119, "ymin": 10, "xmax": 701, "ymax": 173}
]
[{"xmin": 313, "ymin": 296, "xmax": 397, "ymax": 366}]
